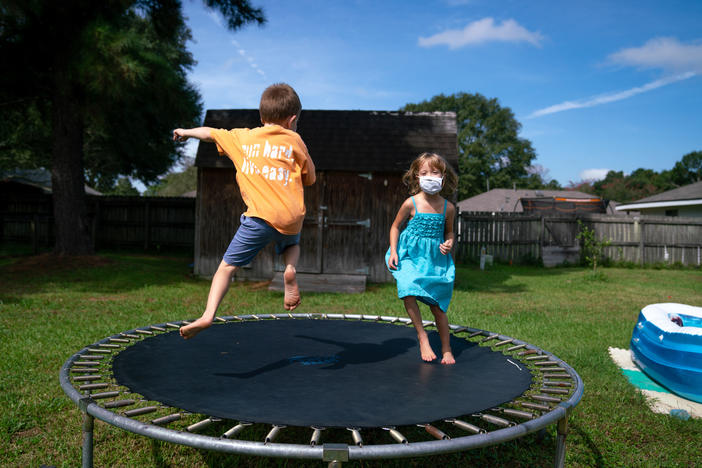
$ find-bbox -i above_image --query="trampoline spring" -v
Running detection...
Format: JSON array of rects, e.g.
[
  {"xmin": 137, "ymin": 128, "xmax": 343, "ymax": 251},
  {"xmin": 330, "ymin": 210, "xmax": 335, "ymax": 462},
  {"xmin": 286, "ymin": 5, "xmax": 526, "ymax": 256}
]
[
  {"xmin": 103, "ymin": 399, "xmax": 136, "ymax": 409},
  {"xmin": 98, "ymin": 343, "xmax": 121, "ymax": 348},
  {"xmin": 120, "ymin": 333, "xmax": 140, "ymax": 339},
  {"xmin": 421, "ymin": 424, "xmax": 449, "ymax": 440},
  {"xmin": 422, "ymin": 321, "xmax": 436, "ymax": 328},
  {"xmin": 384, "ymin": 428, "xmax": 408, "ymax": 444},
  {"xmin": 543, "ymin": 380, "xmax": 572, "ymax": 387},
  {"xmin": 495, "ymin": 339, "xmax": 513, "ymax": 347},
  {"xmin": 79, "ymin": 355, "xmax": 104, "ymax": 360},
  {"xmin": 123, "ymin": 406, "xmax": 159, "ymax": 417},
  {"xmin": 507, "ymin": 344, "xmax": 526, "ymax": 352},
  {"xmin": 187, "ymin": 417, "xmax": 219, "ymax": 432},
  {"xmin": 165, "ymin": 323, "xmax": 180, "ymax": 328},
  {"xmin": 468, "ymin": 331, "xmax": 484, "ymax": 338},
  {"xmin": 348, "ymin": 428, "xmax": 363, "ymax": 447},
  {"xmin": 362, "ymin": 314, "xmax": 380, "ymax": 321},
  {"xmin": 345, "ymin": 314, "xmax": 363, "ymax": 320},
  {"xmin": 533, "ymin": 360, "xmax": 557, "ymax": 366},
  {"xmin": 499, "ymin": 408, "xmax": 535, "ymax": 420},
  {"xmin": 445, "ymin": 419, "xmax": 485, "ymax": 434},
  {"xmin": 87, "ymin": 348, "xmax": 112, "ymax": 354},
  {"xmin": 265, "ymin": 425, "xmax": 285, "ymax": 444},
  {"xmin": 73, "ymin": 375, "xmax": 102, "ymax": 381},
  {"xmin": 532, "ymin": 394, "xmax": 562, "ymax": 403},
  {"xmin": 451, "ymin": 326, "xmax": 469, "ymax": 333},
  {"xmin": 310, "ymin": 428, "xmax": 323, "ymax": 446},
  {"xmin": 150, "ymin": 325, "xmax": 166, "ymax": 331},
  {"xmin": 518, "ymin": 349, "xmax": 538, "ymax": 356},
  {"xmin": 79, "ymin": 383, "xmax": 109, "ymax": 391},
  {"xmin": 152, "ymin": 413, "xmax": 181, "ymax": 426},
  {"xmin": 134, "ymin": 329, "xmax": 153, "ymax": 335},
  {"xmin": 525, "ymin": 355, "xmax": 549, "ymax": 361},
  {"xmin": 543, "ymin": 373, "xmax": 571, "ymax": 379},
  {"xmin": 541, "ymin": 387, "xmax": 570, "ymax": 395},
  {"xmin": 88, "ymin": 391, "xmax": 120, "ymax": 400},
  {"xmin": 215, "ymin": 316, "xmax": 227, "ymax": 322},
  {"xmin": 109, "ymin": 338, "xmax": 130, "ymax": 343},
  {"xmin": 74, "ymin": 361, "xmax": 100, "ymax": 366},
  {"xmin": 222, "ymin": 422, "xmax": 252, "ymax": 438},
  {"xmin": 71, "ymin": 368, "xmax": 99, "ymax": 374},
  {"xmin": 478, "ymin": 414, "xmax": 513, "ymax": 427},
  {"xmin": 539, "ymin": 366, "xmax": 566, "ymax": 372},
  {"xmin": 481, "ymin": 333, "xmax": 499, "ymax": 343},
  {"xmin": 520, "ymin": 402, "xmax": 550, "ymax": 412}
]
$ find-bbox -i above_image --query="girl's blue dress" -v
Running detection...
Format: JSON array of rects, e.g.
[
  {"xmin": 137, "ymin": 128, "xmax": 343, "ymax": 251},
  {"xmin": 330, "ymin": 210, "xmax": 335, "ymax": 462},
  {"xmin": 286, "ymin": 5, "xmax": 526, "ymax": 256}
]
[{"xmin": 385, "ymin": 197, "xmax": 455, "ymax": 312}]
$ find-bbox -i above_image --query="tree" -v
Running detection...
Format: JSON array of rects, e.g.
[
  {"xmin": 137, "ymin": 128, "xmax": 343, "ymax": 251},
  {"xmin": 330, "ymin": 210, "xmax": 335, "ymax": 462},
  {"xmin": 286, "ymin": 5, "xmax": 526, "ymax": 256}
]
[
  {"xmin": 671, "ymin": 150, "xmax": 702, "ymax": 185},
  {"xmin": 143, "ymin": 158, "xmax": 197, "ymax": 196},
  {"xmin": 0, "ymin": 1, "xmax": 264, "ymax": 255},
  {"xmin": 108, "ymin": 177, "xmax": 141, "ymax": 196},
  {"xmin": 402, "ymin": 93, "xmax": 538, "ymax": 199}
]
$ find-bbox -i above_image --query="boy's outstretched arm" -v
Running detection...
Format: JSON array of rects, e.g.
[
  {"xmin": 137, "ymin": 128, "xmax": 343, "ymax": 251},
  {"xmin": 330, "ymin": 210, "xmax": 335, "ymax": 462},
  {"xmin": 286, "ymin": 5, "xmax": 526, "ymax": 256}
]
[{"xmin": 173, "ymin": 127, "xmax": 215, "ymax": 142}]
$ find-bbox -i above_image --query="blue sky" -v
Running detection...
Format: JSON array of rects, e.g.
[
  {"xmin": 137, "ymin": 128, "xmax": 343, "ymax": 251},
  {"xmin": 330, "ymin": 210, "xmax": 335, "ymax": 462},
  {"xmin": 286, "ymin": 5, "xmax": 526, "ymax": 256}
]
[{"xmin": 180, "ymin": 0, "xmax": 702, "ymax": 187}]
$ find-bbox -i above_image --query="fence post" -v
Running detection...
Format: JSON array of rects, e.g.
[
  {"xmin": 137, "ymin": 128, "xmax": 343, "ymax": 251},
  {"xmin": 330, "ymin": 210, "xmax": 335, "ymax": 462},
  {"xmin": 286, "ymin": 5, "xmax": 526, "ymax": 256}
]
[{"xmin": 638, "ymin": 218, "xmax": 645, "ymax": 266}]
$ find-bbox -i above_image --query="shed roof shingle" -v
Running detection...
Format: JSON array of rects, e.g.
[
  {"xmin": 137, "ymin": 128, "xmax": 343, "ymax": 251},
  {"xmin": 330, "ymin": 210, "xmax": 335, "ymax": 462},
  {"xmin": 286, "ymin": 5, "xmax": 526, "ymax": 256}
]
[{"xmin": 195, "ymin": 109, "xmax": 458, "ymax": 173}]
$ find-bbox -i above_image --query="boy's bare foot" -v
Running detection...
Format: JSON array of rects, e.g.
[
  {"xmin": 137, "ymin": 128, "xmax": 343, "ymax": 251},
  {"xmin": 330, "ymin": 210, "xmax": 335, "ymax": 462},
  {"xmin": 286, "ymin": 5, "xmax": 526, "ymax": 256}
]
[
  {"xmin": 283, "ymin": 266, "xmax": 301, "ymax": 310},
  {"xmin": 418, "ymin": 336, "xmax": 437, "ymax": 362},
  {"xmin": 179, "ymin": 317, "xmax": 212, "ymax": 339},
  {"xmin": 441, "ymin": 351, "xmax": 456, "ymax": 365}
]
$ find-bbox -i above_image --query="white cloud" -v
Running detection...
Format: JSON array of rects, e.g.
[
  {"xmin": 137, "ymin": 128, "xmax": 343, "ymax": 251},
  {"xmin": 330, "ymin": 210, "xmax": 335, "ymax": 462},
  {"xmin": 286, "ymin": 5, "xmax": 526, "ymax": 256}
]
[
  {"xmin": 579, "ymin": 169, "xmax": 610, "ymax": 182},
  {"xmin": 230, "ymin": 40, "xmax": 266, "ymax": 79},
  {"xmin": 528, "ymin": 72, "xmax": 696, "ymax": 118},
  {"xmin": 608, "ymin": 37, "xmax": 702, "ymax": 73},
  {"xmin": 418, "ymin": 18, "xmax": 543, "ymax": 49}
]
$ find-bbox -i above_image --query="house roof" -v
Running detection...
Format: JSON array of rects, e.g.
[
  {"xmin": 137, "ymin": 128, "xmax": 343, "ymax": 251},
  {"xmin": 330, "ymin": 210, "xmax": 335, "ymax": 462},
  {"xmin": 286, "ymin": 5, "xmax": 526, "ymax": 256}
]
[
  {"xmin": 616, "ymin": 181, "xmax": 702, "ymax": 211},
  {"xmin": 457, "ymin": 188, "xmax": 599, "ymax": 213},
  {"xmin": 195, "ymin": 109, "xmax": 458, "ymax": 173},
  {"xmin": 1, "ymin": 168, "xmax": 101, "ymax": 195}
]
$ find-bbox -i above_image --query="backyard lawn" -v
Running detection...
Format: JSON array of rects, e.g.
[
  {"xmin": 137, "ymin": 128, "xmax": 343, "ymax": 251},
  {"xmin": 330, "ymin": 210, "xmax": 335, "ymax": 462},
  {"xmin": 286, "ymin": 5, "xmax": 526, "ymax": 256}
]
[{"xmin": 1, "ymin": 252, "xmax": 700, "ymax": 467}]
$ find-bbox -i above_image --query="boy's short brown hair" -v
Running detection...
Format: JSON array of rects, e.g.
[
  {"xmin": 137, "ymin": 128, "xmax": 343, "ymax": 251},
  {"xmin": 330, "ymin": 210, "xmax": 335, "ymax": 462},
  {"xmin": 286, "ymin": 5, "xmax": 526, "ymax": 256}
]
[{"xmin": 259, "ymin": 83, "xmax": 302, "ymax": 124}]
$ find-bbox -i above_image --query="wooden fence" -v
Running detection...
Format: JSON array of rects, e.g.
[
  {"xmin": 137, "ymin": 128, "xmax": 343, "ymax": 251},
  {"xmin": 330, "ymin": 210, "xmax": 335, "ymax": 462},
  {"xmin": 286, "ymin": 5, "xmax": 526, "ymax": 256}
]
[
  {"xmin": 1, "ymin": 195, "xmax": 195, "ymax": 253},
  {"xmin": 456, "ymin": 211, "xmax": 702, "ymax": 267}
]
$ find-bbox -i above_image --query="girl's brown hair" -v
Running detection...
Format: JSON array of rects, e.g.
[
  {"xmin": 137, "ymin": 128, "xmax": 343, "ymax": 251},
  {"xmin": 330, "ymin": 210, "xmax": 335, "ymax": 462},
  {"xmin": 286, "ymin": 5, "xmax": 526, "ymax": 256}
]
[{"xmin": 402, "ymin": 152, "xmax": 458, "ymax": 197}]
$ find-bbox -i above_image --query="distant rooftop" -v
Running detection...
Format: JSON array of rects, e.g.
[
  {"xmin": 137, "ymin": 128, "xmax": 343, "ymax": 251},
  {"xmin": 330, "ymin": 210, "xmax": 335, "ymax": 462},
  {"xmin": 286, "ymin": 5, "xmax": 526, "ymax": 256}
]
[{"xmin": 457, "ymin": 188, "xmax": 600, "ymax": 213}]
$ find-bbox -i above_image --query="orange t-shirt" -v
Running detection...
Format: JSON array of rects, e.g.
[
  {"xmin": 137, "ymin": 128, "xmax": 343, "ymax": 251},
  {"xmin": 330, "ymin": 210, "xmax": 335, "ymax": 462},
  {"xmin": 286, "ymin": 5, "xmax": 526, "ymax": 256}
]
[{"xmin": 210, "ymin": 125, "xmax": 313, "ymax": 235}]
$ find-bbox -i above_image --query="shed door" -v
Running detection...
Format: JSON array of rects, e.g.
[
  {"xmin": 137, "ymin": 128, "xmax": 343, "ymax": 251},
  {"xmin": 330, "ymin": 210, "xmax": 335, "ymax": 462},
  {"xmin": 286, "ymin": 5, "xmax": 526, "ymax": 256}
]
[
  {"xmin": 321, "ymin": 173, "xmax": 371, "ymax": 275},
  {"xmin": 275, "ymin": 173, "xmax": 371, "ymax": 275}
]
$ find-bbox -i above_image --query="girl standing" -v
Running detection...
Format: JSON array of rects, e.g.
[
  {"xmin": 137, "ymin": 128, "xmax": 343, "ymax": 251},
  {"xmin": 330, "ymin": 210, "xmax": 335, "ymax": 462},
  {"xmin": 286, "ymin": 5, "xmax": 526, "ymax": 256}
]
[{"xmin": 386, "ymin": 152, "xmax": 458, "ymax": 364}]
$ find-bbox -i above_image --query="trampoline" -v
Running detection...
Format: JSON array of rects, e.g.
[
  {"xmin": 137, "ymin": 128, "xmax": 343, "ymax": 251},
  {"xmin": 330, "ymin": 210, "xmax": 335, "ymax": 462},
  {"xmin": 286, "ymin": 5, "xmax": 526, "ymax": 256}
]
[{"xmin": 60, "ymin": 313, "xmax": 583, "ymax": 467}]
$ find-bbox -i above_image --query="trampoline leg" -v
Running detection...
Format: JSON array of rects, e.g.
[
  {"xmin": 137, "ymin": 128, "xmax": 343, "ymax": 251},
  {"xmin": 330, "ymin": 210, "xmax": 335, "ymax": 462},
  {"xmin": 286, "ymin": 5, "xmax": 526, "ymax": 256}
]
[
  {"xmin": 82, "ymin": 412, "xmax": 94, "ymax": 468},
  {"xmin": 328, "ymin": 462, "xmax": 343, "ymax": 468},
  {"xmin": 554, "ymin": 416, "xmax": 568, "ymax": 468}
]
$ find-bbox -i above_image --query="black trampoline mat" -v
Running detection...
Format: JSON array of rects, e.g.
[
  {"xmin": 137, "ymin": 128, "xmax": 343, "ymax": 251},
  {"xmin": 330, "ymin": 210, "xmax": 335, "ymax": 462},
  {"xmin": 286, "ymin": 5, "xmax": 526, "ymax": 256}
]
[{"xmin": 111, "ymin": 319, "xmax": 533, "ymax": 428}]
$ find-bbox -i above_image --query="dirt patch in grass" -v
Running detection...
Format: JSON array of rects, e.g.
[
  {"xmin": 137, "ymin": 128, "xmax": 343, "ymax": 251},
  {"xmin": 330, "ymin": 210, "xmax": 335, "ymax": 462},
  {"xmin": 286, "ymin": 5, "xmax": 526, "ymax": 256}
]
[{"xmin": 4, "ymin": 254, "xmax": 114, "ymax": 273}]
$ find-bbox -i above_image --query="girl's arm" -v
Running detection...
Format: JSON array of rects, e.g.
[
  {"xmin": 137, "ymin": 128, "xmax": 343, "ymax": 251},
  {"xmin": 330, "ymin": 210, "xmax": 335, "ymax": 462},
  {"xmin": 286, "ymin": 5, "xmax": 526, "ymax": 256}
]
[
  {"xmin": 173, "ymin": 127, "xmax": 215, "ymax": 142},
  {"xmin": 387, "ymin": 198, "xmax": 413, "ymax": 269},
  {"xmin": 440, "ymin": 201, "xmax": 456, "ymax": 255}
]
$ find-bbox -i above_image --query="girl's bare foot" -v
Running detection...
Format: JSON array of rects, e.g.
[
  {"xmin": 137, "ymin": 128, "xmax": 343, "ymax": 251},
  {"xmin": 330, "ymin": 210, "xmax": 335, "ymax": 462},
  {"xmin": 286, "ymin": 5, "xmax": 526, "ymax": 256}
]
[
  {"xmin": 441, "ymin": 351, "xmax": 455, "ymax": 365},
  {"xmin": 283, "ymin": 266, "xmax": 301, "ymax": 310},
  {"xmin": 418, "ymin": 336, "xmax": 437, "ymax": 362},
  {"xmin": 179, "ymin": 317, "xmax": 212, "ymax": 339}
]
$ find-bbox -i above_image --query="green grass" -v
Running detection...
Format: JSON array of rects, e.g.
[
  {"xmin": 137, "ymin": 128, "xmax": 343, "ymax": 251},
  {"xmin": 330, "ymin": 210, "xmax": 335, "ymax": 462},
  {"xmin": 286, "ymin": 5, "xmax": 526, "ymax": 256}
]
[{"xmin": 1, "ymin": 253, "xmax": 701, "ymax": 467}]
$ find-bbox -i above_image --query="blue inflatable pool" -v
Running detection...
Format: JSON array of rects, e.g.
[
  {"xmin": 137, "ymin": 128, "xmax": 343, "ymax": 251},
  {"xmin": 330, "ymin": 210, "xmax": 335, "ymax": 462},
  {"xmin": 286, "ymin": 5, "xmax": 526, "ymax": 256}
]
[{"xmin": 630, "ymin": 303, "xmax": 702, "ymax": 403}]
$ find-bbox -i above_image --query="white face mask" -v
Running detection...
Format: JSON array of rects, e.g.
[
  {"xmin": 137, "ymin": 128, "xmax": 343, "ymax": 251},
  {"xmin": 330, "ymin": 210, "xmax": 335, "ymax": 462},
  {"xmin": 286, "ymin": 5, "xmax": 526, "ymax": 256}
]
[{"xmin": 419, "ymin": 176, "xmax": 443, "ymax": 195}]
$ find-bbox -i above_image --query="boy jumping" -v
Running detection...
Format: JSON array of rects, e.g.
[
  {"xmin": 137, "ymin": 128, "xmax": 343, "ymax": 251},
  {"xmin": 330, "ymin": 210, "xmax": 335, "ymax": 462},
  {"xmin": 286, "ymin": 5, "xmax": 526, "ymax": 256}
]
[{"xmin": 173, "ymin": 83, "xmax": 316, "ymax": 339}]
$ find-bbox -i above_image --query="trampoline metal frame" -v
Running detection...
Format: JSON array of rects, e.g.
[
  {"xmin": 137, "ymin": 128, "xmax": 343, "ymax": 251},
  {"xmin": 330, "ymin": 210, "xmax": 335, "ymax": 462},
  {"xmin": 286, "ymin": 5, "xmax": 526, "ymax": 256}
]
[{"xmin": 60, "ymin": 313, "xmax": 583, "ymax": 467}]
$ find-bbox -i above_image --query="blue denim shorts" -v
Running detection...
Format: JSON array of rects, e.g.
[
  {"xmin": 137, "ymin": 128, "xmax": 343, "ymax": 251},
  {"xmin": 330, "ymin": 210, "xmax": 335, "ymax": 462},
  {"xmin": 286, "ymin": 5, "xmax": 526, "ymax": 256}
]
[{"xmin": 222, "ymin": 215, "xmax": 301, "ymax": 266}]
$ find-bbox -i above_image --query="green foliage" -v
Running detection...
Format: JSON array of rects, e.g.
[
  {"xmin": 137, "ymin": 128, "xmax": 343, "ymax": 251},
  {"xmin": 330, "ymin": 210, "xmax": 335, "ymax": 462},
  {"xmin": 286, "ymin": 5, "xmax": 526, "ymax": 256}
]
[
  {"xmin": 144, "ymin": 162, "xmax": 197, "ymax": 196},
  {"xmin": 106, "ymin": 177, "xmax": 141, "ymax": 196},
  {"xmin": 671, "ymin": 150, "xmax": 702, "ymax": 185},
  {"xmin": 402, "ymin": 93, "xmax": 540, "ymax": 199},
  {"xmin": 576, "ymin": 219, "xmax": 611, "ymax": 273}
]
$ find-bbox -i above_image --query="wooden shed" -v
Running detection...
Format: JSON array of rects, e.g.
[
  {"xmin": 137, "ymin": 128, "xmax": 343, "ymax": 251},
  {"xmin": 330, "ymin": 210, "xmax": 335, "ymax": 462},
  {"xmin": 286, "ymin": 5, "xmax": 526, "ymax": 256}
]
[{"xmin": 194, "ymin": 109, "xmax": 458, "ymax": 288}]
